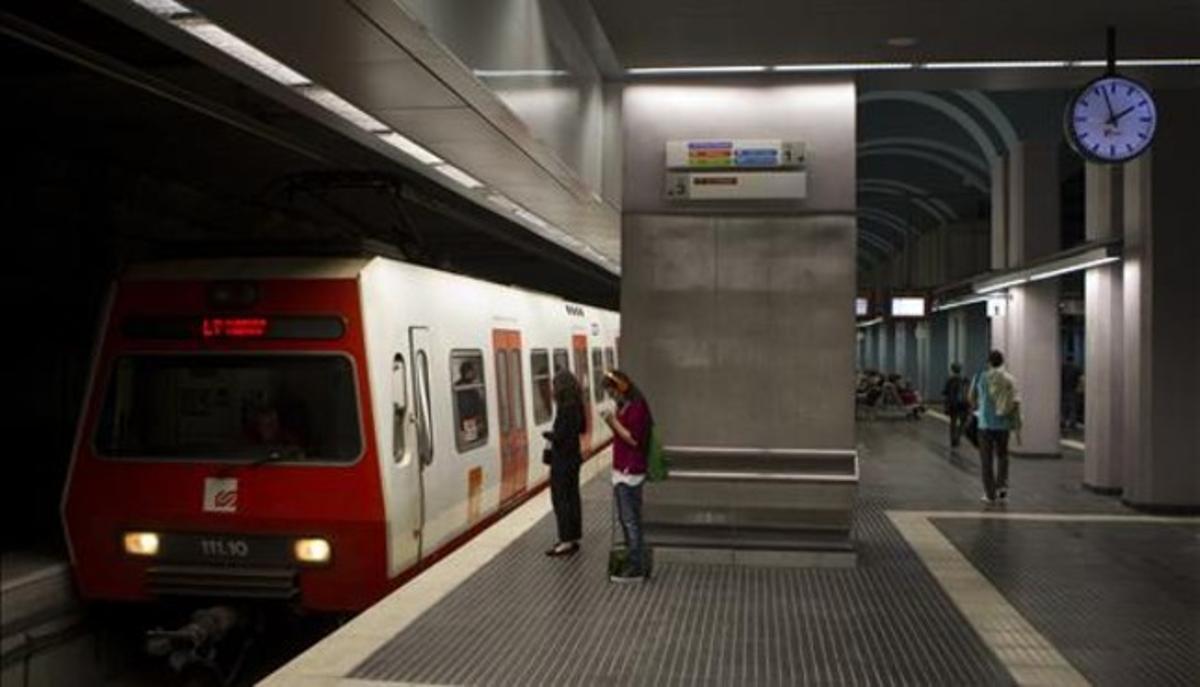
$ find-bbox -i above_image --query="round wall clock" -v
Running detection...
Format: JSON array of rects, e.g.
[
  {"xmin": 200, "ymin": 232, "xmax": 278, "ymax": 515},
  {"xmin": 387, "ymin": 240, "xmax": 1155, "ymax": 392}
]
[{"xmin": 1064, "ymin": 74, "xmax": 1157, "ymax": 163}]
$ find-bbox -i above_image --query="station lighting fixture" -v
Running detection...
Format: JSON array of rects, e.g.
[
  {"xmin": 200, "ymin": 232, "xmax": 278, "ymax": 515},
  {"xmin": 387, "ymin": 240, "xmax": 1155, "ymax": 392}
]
[
  {"xmin": 922, "ymin": 60, "xmax": 1070, "ymax": 70},
  {"xmin": 173, "ymin": 17, "xmax": 312, "ymax": 87},
  {"xmin": 973, "ymin": 241, "xmax": 1121, "ymax": 295},
  {"xmin": 434, "ymin": 164, "xmax": 484, "ymax": 189},
  {"xmin": 297, "ymin": 86, "xmax": 389, "ymax": 133},
  {"xmin": 123, "ymin": 531, "xmax": 161, "ymax": 557},
  {"xmin": 379, "ymin": 133, "xmax": 442, "ymax": 165},
  {"xmin": 775, "ymin": 63, "xmax": 913, "ymax": 72},
  {"xmin": 627, "ymin": 65, "xmax": 769, "ymax": 75},
  {"xmin": 856, "ymin": 317, "xmax": 884, "ymax": 329},
  {"xmin": 930, "ymin": 294, "xmax": 995, "ymax": 313},
  {"xmin": 293, "ymin": 538, "xmax": 332, "ymax": 564},
  {"xmin": 626, "ymin": 58, "xmax": 1200, "ymax": 75},
  {"xmin": 473, "ymin": 69, "xmax": 569, "ymax": 78}
]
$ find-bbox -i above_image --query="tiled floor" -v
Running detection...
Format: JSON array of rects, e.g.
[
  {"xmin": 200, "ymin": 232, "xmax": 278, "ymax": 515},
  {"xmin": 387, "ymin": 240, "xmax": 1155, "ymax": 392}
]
[{"xmin": 268, "ymin": 419, "xmax": 1200, "ymax": 686}]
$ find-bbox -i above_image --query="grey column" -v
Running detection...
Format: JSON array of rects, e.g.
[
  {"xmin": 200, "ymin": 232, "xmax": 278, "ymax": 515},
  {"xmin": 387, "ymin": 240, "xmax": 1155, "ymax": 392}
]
[
  {"xmin": 1120, "ymin": 89, "xmax": 1200, "ymax": 510},
  {"xmin": 997, "ymin": 142, "xmax": 1061, "ymax": 456},
  {"xmin": 893, "ymin": 321, "xmax": 908, "ymax": 378},
  {"xmin": 1083, "ymin": 164, "xmax": 1123, "ymax": 492}
]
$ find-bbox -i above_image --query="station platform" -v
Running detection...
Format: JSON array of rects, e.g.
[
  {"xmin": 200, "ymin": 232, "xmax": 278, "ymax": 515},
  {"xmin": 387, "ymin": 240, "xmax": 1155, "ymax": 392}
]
[{"xmin": 263, "ymin": 419, "xmax": 1199, "ymax": 687}]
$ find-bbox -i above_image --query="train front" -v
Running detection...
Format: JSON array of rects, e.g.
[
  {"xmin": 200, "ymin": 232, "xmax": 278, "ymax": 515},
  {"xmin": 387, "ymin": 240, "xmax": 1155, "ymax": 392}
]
[{"xmin": 62, "ymin": 266, "xmax": 389, "ymax": 614}]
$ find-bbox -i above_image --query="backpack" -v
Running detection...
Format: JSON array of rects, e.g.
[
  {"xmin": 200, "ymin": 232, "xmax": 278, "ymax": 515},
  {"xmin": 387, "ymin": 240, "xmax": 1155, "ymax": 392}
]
[
  {"xmin": 985, "ymin": 369, "xmax": 1018, "ymax": 417},
  {"xmin": 645, "ymin": 422, "xmax": 669, "ymax": 481}
]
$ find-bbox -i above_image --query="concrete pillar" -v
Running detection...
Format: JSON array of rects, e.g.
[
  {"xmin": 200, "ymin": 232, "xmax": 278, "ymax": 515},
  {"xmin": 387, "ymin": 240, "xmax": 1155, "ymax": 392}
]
[
  {"xmin": 877, "ymin": 324, "xmax": 891, "ymax": 372},
  {"xmin": 893, "ymin": 321, "xmax": 908, "ymax": 378},
  {"xmin": 1120, "ymin": 90, "xmax": 1200, "ymax": 511},
  {"xmin": 1083, "ymin": 163, "xmax": 1123, "ymax": 492},
  {"xmin": 915, "ymin": 321, "xmax": 931, "ymax": 399},
  {"xmin": 930, "ymin": 313, "xmax": 949, "ymax": 403},
  {"xmin": 992, "ymin": 142, "xmax": 1061, "ymax": 456}
]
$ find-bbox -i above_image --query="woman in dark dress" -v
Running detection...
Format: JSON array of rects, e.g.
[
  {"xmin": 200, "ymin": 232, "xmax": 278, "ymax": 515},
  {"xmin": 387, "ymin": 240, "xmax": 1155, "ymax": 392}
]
[{"xmin": 544, "ymin": 370, "xmax": 585, "ymax": 556}]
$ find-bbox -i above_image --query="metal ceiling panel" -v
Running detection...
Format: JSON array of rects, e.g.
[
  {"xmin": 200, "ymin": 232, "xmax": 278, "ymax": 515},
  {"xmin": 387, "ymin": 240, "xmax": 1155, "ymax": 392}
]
[{"xmin": 152, "ymin": 0, "xmax": 621, "ymax": 265}]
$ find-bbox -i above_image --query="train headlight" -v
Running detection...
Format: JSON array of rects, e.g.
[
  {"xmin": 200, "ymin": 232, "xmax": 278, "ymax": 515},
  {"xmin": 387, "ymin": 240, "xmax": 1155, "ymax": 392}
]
[
  {"xmin": 294, "ymin": 538, "xmax": 331, "ymax": 564},
  {"xmin": 123, "ymin": 532, "xmax": 160, "ymax": 557}
]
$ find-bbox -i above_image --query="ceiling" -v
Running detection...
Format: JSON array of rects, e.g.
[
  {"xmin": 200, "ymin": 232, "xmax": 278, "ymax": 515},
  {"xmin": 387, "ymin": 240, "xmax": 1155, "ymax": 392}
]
[
  {"xmin": 1, "ymin": 1, "xmax": 620, "ymax": 306},
  {"xmin": 587, "ymin": 0, "xmax": 1200, "ymax": 67}
]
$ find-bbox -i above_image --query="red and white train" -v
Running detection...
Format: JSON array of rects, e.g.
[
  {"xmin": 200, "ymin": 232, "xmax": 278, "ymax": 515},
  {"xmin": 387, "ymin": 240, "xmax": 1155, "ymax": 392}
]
[{"xmin": 62, "ymin": 256, "xmax": 619, "ymax": 612}]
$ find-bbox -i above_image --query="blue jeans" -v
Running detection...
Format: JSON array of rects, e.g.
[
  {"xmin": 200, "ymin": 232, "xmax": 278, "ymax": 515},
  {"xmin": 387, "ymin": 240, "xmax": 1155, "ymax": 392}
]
[{"xmin": 615, "ymin": 483, "xmax": 645, "ymax": 574}]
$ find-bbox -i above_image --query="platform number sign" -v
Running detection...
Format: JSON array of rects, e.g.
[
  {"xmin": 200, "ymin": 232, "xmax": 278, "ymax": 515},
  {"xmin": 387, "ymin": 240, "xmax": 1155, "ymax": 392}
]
[{"xmin": 1064, "ymin": 75, "xmax": 1157, "ymax": 163}]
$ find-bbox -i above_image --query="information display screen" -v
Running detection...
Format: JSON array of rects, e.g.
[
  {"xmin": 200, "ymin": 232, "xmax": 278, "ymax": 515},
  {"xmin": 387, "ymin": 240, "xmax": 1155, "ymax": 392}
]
[
  {"xmin": 855, "ymin": 298, "xmax": 869, "ymax": 317},
  {"xmin": 891, "ymin": 297, "xmax": 927, "ymax": 318}
]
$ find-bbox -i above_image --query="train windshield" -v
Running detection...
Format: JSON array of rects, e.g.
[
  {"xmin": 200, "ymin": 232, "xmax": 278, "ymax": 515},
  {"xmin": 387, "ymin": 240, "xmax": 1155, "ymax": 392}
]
[{"xmin": 95, "ymin": 354, "xmax": 362, "ymax": 463}]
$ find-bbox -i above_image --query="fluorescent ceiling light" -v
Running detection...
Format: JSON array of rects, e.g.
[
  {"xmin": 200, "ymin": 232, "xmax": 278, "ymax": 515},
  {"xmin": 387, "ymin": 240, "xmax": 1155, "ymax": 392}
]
[
  {"xmin": 1114, "ymin": 58, "xmax": 1200, "ymax": 67},
  {"xmin": 473, "ymin": 69, "xmax": 569, "ymax": 78},
  {"xmin": 974, "ymin": 242, "xmax": 1122, "ymax": 294},
  {"xmin": 175, "ymin": 18, "xmax": 311, "ymax": 87},
  {"xmin": 1028, "ymin": 257, "xmax": 1119, "ymax": 282},
  {"xmin": 856, "ymin": 317, "xmax": 884, "ymax": 329},
  {"xmin": 627, "ymin": 65, "xmax": 768, "ymax": 75},
  {"xmin": 976, "ymin": 277, "xmax": 1030, "ymax": 294},
  {"xmin": 923, "ymin": 60, "xmax": 1070, "ymax": 70},
  {"xmin": 433, "ymin": 164, "xmax": 483, "ymax": 189},
  {"xmin": 131, "ymin": 0, "xmax": 193, "ymax": 16},
  {"xmin": 379, "ymin": 132, "xmax": 442, "ymax": 165},
  {"xmin": 298, "ymin": 85, "xmax": 388, "ymax": 132},
  {"xmin": 931, "ymin": 294, "xmax": 992, "ymax": 312},
  {"xmin": 775, "ymin": 63, "xmax": 913, "ymax": 72}
]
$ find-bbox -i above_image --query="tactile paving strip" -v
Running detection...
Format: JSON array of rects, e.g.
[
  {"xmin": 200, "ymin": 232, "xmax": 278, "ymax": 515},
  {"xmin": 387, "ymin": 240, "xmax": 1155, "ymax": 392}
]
[
  {"xmin": 934, "ymin": 518, "xmax": 1200, "ymax": 686},
  {"xmin": 351, "ymin": 475, "xmax": 1013, "ymax": 686}
]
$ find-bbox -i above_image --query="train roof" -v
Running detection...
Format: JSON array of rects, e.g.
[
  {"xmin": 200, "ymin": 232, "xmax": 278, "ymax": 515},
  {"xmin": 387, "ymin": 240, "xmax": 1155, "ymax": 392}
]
[{"xmin": 123, "ymin": 257, "xmax": 375, "ymax": 281}]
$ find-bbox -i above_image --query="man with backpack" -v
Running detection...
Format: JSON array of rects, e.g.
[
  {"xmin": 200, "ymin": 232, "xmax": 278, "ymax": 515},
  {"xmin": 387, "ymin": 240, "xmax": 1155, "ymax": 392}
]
[
  {"xmin": 942, "ymin": 362, "xmax": 970, "ymax": 448},
  {"xmin": 968, "ymin": 350, "xmax": 1022, "ymax": 504}
]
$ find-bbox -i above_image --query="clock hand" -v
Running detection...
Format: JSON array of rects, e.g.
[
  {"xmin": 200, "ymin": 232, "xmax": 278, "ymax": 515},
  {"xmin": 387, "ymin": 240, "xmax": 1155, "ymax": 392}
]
[
  {"xmin": 1111, "ymin": 104, "xmax": 1138, "ymax": 123},
  {"xmin": 1100, "ymin": 87, "xmax": 1116, "ymax": 124}
]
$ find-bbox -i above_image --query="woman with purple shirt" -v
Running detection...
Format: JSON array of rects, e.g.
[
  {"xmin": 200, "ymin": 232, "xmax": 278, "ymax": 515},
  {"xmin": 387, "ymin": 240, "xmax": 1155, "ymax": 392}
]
[{"xmin": 601, "ymin": 370, "xmax": 652, "ymax": 583}]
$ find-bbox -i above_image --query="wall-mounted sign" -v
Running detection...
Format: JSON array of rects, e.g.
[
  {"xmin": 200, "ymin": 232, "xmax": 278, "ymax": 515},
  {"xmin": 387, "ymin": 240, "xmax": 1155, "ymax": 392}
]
[
  {"xmin": 666, "ymin": 139, "xmax": 804, "ymax": 170},
  {"xmin": 890, "ymin": 297, "xmax": 926, "ymax": 318},
  {"xmin": 665, "ymin": 171, "xmax": 807, "ymax": 200},
  {"xmin": 855, "ymin": 297, "xmax": 869, "ymax": 317}
]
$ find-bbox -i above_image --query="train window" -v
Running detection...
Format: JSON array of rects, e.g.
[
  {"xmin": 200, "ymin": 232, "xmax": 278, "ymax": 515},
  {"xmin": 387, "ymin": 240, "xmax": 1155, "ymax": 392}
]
[
  {"xmin": 552, "ymin": 349, "xmax": 569, "ymax": 376},
  {"xmin": 507, "ymin": 349, "xmax": 526, "ymax": 431},
  {"xmin": 591, "ymin": 349, "xmax": 605, "ymax": 402},
  {"xmin": 94, "ymin": 354, "xmax": 361, "ymax": 463},
  {"xmin": 450, "ymin": 351, "xmax": 488, "ymax": 452},
  {"xmin": 392, "ymin": 355, "xmax": 407, "ymax": 464},
  {"xmin": 415, "ymin": 351, "xmax": 433, "ymax": 464},
  {"xmin": 495, "ymin": 348, "xmax": 510, "ymax": 433},
  {"xmin": 530, "ymin": 350, "xmax": 552, "ymax": 425}
]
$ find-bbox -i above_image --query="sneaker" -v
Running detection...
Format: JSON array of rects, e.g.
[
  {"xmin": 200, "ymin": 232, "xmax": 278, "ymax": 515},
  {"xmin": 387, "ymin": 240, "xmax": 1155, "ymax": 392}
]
[
  {"xmin": 997, "ymin": 488, "xmax": 1008, "ymax": 501},
  {"xmin": 980, "ymin": 494, "xmax": 996, "ymax": 505},
  {"xmin": 609, "ymin": 565, "xmax": 645, "ymax": 584}
]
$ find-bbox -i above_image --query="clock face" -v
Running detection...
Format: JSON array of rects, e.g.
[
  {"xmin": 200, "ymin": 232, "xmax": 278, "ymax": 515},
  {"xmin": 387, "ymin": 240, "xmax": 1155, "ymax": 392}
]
[{"xmin": 1065, "ymin": 75, "xmax": 1157, "ymax": 163}]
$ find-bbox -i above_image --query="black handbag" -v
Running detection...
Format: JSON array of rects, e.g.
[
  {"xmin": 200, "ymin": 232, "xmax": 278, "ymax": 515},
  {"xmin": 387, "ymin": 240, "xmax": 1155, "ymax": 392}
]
[{"xmin": 963, "ymin": 413, "xmax": 980, "ymax": 448}]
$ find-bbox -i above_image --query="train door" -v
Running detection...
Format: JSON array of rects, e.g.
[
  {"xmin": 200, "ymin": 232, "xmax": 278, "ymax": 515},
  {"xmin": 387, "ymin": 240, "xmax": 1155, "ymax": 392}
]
[
  {"xmin": 405, "ymin": 327, "xmax": 434, "ymax": 562},
  {"xmin": 493, "ymin": 330, "xmax": 528, "ymax": 504},
  {"xmin": 572, "ymin": 334, "xmax": 593, "ymax": 455}
]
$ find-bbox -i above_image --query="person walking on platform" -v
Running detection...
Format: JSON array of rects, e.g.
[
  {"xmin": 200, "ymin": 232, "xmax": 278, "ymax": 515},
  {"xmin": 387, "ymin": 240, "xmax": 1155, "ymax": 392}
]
[
  {"xmin": 969, "ymin": 350, "xmax": 1022, "ymax": 505},
  {"xmin": 942, "ymin": 363, "xmax": 970, "ymax": 448},
  {"xmin": 601, "ymin": 370, "xmax": 652, "ymax": 583},
  {"xmin": 544, "ymin": 371, "xmax": 585, "ymax": 557}
]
